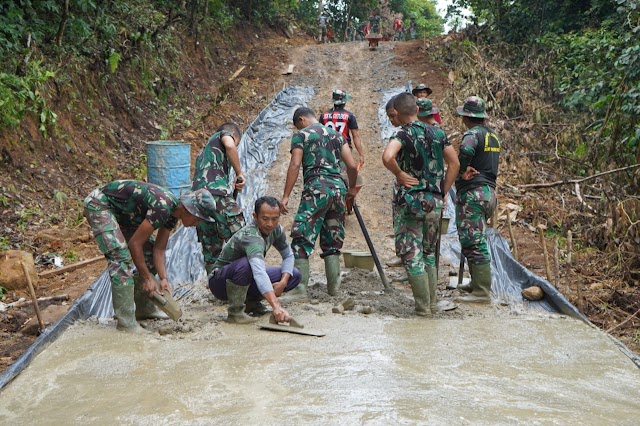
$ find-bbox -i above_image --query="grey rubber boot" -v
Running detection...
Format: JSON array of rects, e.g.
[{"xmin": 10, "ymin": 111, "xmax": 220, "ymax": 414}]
[
  {"xmin": 426, "ymin": 267, "xmax": 438, "ymax": 313},
  {"xmin": 133, "ymin": 276, "xmax": 169, "ymax": 320},
  {"xmin": 112, "ymin": 285, "xmax": 147, "ymax": 333},
  {"xmin": 286, "ymin": 258, "xmax": 309, "ymax": 299},
  {"xmin": 457, "ymin": 263, "xmax": 492, "ymax": 304},
  {"xmin": 245, "ymin": 296, "xmax": 271, "ymax": 316},
  {"xmin": 408, "ymin": 274, "xmax": 431, "ymax": 316},
  {"xmin": 324, "ymin": 254, "xmax": 341, "ymax": 296},
  {"xmin": 226, "ymin": 279, "xmax": 257, "ymax": 324}
]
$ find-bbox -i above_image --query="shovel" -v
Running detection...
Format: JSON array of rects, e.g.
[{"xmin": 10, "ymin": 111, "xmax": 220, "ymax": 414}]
[
  {"xmin": 258, "ymin": 316, "xmax": 326, "ymax": 337},
  {"xmin": 150, "ymin": 289, "xmax": 182, "ymax": 321}
]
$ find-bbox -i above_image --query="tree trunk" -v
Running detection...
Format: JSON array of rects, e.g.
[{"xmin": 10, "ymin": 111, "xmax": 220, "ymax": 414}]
[{"xmin": 55, "ymin": 0, "xmax": 70, "ymax": 46}]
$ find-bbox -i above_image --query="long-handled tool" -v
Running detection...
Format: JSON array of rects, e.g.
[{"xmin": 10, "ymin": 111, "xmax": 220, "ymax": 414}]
[
  {"xmin": 435, "ymin": 209, "xmax": 444, "ymax": 276},
  {"xmin": 232, "ymin": 175, "xmax": 244, "ymax": 200},
  {"xmin": 352, "ymin": 200, "xmax": 392, "ymax": 291},
  {"xmin": 21, "ymin": 262, "xmax": 45, "ymax": 333}
]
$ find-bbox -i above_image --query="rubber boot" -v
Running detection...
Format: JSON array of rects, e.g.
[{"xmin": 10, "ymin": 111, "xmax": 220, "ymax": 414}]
[
  {"xmin": 286, "ymin": 258, "xmax": 309, "ymax": 299},
  {"xmin": 112, "ymin": 285, "xmax": 148, "ymax": 333},
  {"xmin": 133, "ymin": 276, "xmax": 169, "ymax": 320},
  {"xmin": 426, "ymin": 267, "xmax": 438, "ymax": 313},
  {"xmin": 457, "ymin": 263, "xmax": 492, "ymax": 304},
  {"xmin": 408, "ymin": 274, "xmax": 431, "ymax": 316},
  {"xmin": 226, "ymin": 279, "xmax": 258, "ymax": 324},
  {"xmin": 245, "ymin": 296, "xmax": 271, "ymax": 316},
  {"xmin": 324, "ymin": 254, "xmax": 341, "ymax": 296}
]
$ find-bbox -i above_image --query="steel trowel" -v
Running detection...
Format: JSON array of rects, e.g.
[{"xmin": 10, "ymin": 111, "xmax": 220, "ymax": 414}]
[
  {"xmin": 150, "ymin": 289, "xmax": 182, "ymax": 321},
  {"xmin": 258, "ymin": 315, "xmax": 325, "ymax": 337}
]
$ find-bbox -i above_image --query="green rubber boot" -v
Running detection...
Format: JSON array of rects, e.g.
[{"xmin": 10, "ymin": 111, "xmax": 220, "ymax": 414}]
[
  {"xmin": 245, "ymin": 295, "xmax": 271, "ymax": 316},
  {"xmin": 226, "ymin": 279, "xmax": 258, "ymax": 324},
  {"xmin": 133, "ymin": 276, "xmax": 169, "ymax": 320},
  {"xmin": 324, "ymin": 254, "xmax": 341, "ymax": 296},
  {"xmin": 408, "ymin": 274, "xmax": 431, "ymax": 316},
  {"xmin": 457, "ymin": 263, "xmax": 492, "ymax": 304},
  {"xmin": 112, "ymin": 285, "xmax": 147, "ymax": 333},
  {"xmin": 286, "ymin": 258, "xmax": 309, "ymax": 299},
  {"xmin": 426, "ymin": 267, "xmax": 438, "ymax": 313}
]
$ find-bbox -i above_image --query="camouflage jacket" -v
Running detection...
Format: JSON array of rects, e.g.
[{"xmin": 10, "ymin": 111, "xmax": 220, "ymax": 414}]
[
  {"xmin": 290, "ymin": 122, "xmax": 347, "ymax": 192},
  {"xmin": 100, "ymin": 180, "xmax": 179, "ymax": 230},
  {"xmin": 393, "ymin": 121, "xmax": 449, "ymax": 207},
  {"xmin": 213, "ymin": 223, "xmax": 290, "ymax": 269},
  {"xmin": 192, "ymin": 130, "xmax": 235, "ymax": 195}
]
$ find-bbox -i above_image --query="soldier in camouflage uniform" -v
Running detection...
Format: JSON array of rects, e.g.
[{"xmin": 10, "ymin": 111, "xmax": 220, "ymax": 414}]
[
  {"xmin": 417, "ymin": 98, "xmax": 441, "ymax": 127},
  {"xmin": 208, "ymin": 196, "xmax": 301, "ymax": 324},
  {"xmin": 83, "ymin": 180, "xmax": 217, "ymax": 333},
  {"xmin": 382, "ymin": 93, "xmax": 460, "ymax": 316},
  {"xmin": 281, "ymin": 107, "xmax": 359, "ymax": 298},
  {"xmin": 192, "ymin": 122, "xmax": 246, "ymax": 275},
  {"xmin": 454, "ymin": 96, "xmax": 500, "ymax": 304}
]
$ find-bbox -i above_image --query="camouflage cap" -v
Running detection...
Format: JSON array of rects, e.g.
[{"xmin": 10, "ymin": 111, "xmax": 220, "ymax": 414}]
[
  {"xmin": 417, "ymin": 98, "xmax": 433, "ymax": 117},
  {"xmin": 181, "ymin": 189, "xmax": 217, "ymax": 222},
  {"xmin": 456, "ymin": 96, "xmax": 486, "ymax": 118},
  {"xmin": 332, "ymin": 89, "xmax": 351, "ymax": 105},
  {"xmin": 412, "ymin": 83, "xmax": 433, "ymax": 96}
]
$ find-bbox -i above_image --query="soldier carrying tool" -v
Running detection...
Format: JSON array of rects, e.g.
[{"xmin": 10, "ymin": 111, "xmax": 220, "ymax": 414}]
[
  {"xmin": 281, "ymin": 107, "xmax": 359, "ymax": 299},
  {"xmin": 83, "ymin": 180, "xmax": 217, "ymax": 333}
]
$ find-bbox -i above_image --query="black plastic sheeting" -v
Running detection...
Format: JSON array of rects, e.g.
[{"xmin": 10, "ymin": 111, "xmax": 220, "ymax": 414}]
[{"xmin": 0, "ymin": 86, "xmax": 315, "ymax": 392}]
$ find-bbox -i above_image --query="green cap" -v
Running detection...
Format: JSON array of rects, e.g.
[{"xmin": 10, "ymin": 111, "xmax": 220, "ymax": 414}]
[
  {"xmin": 332, "ymin": 89, "xmax": 351, "ymax": 105},
  {"xmin": 417, "ymin": 98, "xmax": 435, "ymax": 117},
  {"xmin": 456, "ymin": 96, "xmax": 486, "ymax": 118},
  {"xmin": 181, "ymin": 189, "xmax": 217, "ymax": 222},
  {"xmin": 412, "ymin": 83, "xmax": 433, "ymax": 96}
]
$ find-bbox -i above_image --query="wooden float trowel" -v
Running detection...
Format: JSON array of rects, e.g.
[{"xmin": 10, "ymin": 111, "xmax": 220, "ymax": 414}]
[{"xmin": 258, "ymin": 315, "xmax": 325, "ymax": 337}]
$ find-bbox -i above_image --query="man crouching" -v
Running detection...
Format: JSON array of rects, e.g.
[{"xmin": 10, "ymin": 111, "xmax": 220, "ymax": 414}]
[{"xmin": 208, "ymin": 196, "xmax": 301, "ymax": 324}]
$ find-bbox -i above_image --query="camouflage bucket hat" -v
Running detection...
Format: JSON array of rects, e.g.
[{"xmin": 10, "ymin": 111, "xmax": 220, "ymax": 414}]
[
  {"xmin": 412, "ymin": 83, "xmax": 433, "ymax": 96},
  {"xmin": 456, "ymin": 96, "xmax": 486, "ymax": 118},
  {"xmin": 181, "ymin": 189, "xmax": 217, "ymax": 222},
  {"xmin": 332, "ymin": 89, "xmax": 351, "ymax": 105},
  {"xmin": 417, "ymin": 98, "xmax": 433, "ymax": 117}
]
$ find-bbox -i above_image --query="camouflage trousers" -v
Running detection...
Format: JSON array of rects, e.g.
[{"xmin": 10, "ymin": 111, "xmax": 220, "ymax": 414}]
[
  {"xmin": 83, "ymin": 189, "xmax": 156, "ymax": 288},
  {"xmin": 455, "ymin": 185, "xmax": 497, "ymax": 265},
  {"xmin": 394, "ymin": 194, "xmax": 443, "ymax": 276},
  {"xmin": 196, "ymin": 193, "xmax": 245, "ymax": 269},
  {"xmin": 291, "ymin": 187, "xmax": 346, "ymax": 259}
]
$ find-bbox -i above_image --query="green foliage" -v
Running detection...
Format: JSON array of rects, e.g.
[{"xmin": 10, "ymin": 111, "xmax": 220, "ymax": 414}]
[
  {"xmin": 0, "ymin": 60, "xmax": 56, "ymax": 133},
  {"xmin": 0, "ymin": 286, "xmax": 6, "ymax": 300},
  {"xmin": 0, "ymin": 236, "xmax": 9, "ymax": 251}
]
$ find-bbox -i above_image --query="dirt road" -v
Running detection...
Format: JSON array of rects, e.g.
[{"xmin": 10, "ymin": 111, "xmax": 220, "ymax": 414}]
[{"xmin": 1, "ymin": 40, "xmax": 640, "ymax": 423}]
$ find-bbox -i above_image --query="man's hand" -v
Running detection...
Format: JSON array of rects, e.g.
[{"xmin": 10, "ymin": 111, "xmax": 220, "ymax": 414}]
[
  {"xmin": 358, "ymin": 155, "xmax": 365, "ymax": 169},
  {"xmin": 234, "ymin": 175, "xmax": 246, "ymax": 191},
  {"xmin": 397, "ymin": 171, "xmax": 419, "ymax": 188},
  {"xmin": 281, "ymin": 196, "xmax": 290, "ymax": 215},
  {"xmin": 461, "ymin": 166, "xmax": 479, "ymax": 181},
  {"xmin": 142, "ymin": 276, "xmax": 161, "ymax": 297},
  {"xmin": 272, "ymin": 280, "xmax": 287, "ymax": 297},
  {"xmin": 347, "ymin": 186, "xmax": 359, "ymax": 201},
  {"xmin": 272, "ymin": 307, "xmax": 291, "ymax": 324}
]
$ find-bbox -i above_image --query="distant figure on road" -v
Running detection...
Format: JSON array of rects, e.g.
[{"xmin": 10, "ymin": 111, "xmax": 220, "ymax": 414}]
[
  {"xmin": 454, "ymin": 96, "xmax": 501, "ymax": 304},
  {"xmin": 318, "ymin": 13, "xmax": 330, "ymax": 43}
]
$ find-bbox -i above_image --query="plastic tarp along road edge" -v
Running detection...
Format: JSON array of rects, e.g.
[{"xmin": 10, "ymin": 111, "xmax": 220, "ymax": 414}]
[{"xmin": 0, "ymin": 86, "xmax": 315, "ymax": 392}]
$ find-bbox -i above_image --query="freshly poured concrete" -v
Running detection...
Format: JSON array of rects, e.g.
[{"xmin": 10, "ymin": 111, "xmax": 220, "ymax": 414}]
[{"xmin": 1, "ymin": 312, "xmax": 639, "ymax": 425}]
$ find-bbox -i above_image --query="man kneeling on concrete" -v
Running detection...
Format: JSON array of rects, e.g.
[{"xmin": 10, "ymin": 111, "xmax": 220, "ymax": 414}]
[{"xmin": 208, "ymin": 196, "xmax": 301, "ymax": 324}]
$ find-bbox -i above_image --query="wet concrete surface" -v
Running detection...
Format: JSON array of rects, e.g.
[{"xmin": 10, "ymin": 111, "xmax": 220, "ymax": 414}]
[{"xmin": 1, "ymin": 310, "xmax": 639, "ymax": 425}]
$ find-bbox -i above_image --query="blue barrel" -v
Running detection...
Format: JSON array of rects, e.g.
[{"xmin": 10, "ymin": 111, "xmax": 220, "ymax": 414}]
[{"xmin": 146, "ymin": 141, "xmax": 191, "ymax": 197}]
